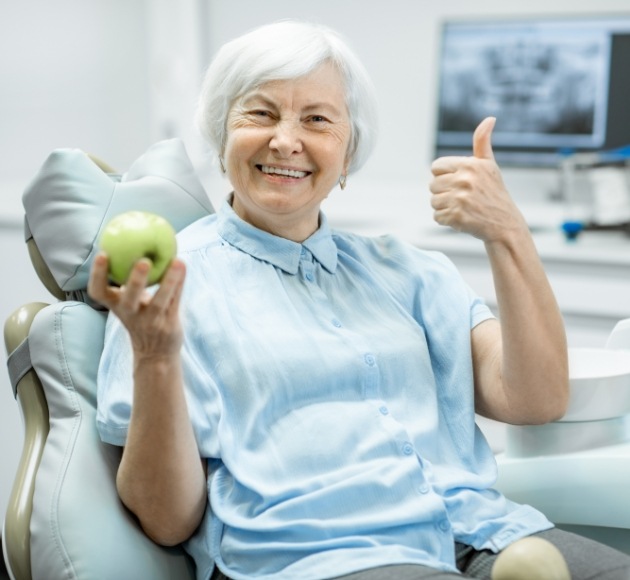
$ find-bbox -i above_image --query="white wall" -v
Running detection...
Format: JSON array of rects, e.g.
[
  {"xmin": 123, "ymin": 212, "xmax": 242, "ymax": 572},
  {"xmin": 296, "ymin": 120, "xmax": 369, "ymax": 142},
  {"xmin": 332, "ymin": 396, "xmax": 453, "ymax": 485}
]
[
  {"xmin": 2, "ymin": 0, "xmax": 630, "ymax": 530},
  {"xmin": 0, "ymin": 0, "xmax": 154, "ymax": 535},
  {"xmin": 0, "ymin": 1, "xmax": 152, "ymax": 191},
  {"xmin": 202, "ymin": 0, "xmax": 630, "ymax": 192}
]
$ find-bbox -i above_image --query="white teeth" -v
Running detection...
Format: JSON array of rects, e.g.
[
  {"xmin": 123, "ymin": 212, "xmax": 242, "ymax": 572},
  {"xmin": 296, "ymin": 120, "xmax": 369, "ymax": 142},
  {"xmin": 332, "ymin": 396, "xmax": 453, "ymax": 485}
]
[{"xmin": 260, "ymin": 165, "xmax": 308, "ymax": 178}]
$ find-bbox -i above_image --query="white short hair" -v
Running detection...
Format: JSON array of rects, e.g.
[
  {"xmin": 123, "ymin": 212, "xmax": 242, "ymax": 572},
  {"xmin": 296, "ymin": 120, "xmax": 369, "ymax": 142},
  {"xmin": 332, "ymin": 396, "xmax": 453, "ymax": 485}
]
[{"xmin": 195, "ymin": 20, "xmax": 379, "ymax": 174}]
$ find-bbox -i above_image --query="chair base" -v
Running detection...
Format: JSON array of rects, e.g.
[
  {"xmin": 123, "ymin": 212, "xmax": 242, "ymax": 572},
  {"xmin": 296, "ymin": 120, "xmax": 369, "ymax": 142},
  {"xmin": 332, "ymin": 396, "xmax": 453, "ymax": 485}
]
[{"xmin": 496, "ymin": 434, "xmax": 630, "ymax": 553}]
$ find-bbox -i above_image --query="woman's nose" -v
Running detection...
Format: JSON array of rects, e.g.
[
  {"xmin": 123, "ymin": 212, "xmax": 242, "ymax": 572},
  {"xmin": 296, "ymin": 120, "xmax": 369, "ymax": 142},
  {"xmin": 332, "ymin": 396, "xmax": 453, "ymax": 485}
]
[{"xmin": 269, "ymin": 120, "xmax": 303, "ymax": 157}]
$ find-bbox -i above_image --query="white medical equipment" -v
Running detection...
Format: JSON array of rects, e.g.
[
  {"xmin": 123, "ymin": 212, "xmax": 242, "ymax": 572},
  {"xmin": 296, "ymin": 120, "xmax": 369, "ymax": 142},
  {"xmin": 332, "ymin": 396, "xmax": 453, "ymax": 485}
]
[
  {"xmin": 496, "ymin": 319, "xmax": 630, "ymax": 555},
  {"xmin": 2, "ymin": 140, "xmax": 212, "ymax": 579}
]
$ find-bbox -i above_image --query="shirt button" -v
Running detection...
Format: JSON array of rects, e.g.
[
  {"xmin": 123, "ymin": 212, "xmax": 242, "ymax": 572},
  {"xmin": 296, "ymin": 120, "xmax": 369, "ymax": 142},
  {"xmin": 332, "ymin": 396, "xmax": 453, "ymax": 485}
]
[
  {"xmin": 332, "ymin": 319, "xmax": 342, "ymax": 328},
  {"xmin": 419, "ymin": 483, "xmax": 430, "ymax": 494},
  {"xmin": 402, "ymin": 443, "xmax": 414, "ymax": 455},
  {"xmin": 438, "ymin": 519, "xmax": 450, "ymax": 532},
  {"xmin": 305, "ymin": 272, "xmax": 314, "ymax": 281},
  {"xmin": 364, "ymin": 354, "xmax": 375, "ymax": 366},
  {"xmin": 379, "ymin": 405, "xmax": 389, "ymax": 415}
]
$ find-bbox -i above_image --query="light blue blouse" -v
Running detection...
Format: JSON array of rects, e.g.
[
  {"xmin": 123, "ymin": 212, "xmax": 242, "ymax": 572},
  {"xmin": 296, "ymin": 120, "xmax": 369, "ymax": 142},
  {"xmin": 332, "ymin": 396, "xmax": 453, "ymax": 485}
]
[{"xmin": 96, "ymin": 199, "xmax": 552, "ymax": 580}]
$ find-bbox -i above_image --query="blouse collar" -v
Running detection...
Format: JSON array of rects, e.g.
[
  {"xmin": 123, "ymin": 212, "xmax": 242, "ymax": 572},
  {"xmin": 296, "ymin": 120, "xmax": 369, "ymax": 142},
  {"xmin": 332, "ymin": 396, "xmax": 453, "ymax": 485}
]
[{"xmin": 216, "ymin": 197, "xmax": 338, "ymax": 275}]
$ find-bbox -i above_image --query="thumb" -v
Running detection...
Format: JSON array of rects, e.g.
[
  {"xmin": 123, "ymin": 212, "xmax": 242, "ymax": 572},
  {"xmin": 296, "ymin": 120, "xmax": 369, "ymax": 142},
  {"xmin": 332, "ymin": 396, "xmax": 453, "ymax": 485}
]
[{"xmin": 473, "ymin": 116, "xmax": 496, "ymax": 160}]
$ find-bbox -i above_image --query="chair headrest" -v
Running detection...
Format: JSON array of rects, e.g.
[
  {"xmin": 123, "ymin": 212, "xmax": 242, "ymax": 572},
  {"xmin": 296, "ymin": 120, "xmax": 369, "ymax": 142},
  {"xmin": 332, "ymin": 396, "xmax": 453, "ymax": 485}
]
[{"xmin": 22, "ymin": 139, "xmax": 214, "ymax": 298}]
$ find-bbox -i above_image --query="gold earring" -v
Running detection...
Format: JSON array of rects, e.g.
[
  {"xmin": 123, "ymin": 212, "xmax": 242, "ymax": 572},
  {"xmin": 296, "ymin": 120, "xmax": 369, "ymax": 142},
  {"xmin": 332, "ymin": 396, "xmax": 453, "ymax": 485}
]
[
  {"xmin": 219, "ymin": 156, "xmax": 226, "ymax": 173},
  {"xmin": 339, "ymin": 174, "xmax": 347, "ymax": 190}
]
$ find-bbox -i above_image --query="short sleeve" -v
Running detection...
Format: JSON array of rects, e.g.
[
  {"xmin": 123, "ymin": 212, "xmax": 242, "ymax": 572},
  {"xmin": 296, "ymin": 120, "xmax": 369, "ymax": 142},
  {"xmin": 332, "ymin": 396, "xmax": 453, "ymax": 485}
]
[
  {"xmin": 467, "ymin": 286, "xmax": 495, "ymax": 329},
  {"xmin": 95, "ymin": 308, "xmax": 222, "ymax": 459},
  {"xmin": 95, "ymin": 314, "xmax": 134, "ymax": 446}
]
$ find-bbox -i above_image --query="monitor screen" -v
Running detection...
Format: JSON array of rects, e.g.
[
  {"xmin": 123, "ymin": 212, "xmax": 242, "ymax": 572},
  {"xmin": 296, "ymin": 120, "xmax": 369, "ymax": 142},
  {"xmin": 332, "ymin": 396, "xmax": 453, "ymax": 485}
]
[{"xmin": 434, "ymin": 15, "xmax": 630, "ymax": 167}]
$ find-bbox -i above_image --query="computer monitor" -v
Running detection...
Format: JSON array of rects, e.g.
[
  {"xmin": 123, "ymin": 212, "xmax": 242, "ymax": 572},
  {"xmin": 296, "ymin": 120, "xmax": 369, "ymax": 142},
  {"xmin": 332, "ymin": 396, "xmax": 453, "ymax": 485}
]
[{"xmin": 434, "ymin": 15, "xmax": 630, "ymax": 167}]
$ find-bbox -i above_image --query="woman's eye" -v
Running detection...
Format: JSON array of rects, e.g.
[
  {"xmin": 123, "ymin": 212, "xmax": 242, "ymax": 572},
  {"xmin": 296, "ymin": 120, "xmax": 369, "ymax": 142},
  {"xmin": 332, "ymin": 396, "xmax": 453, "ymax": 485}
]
[
  {"xmin": 249, "ymin": 110, "xmax": 273, "ymax": 121},
  {"xmin": 310, "ymin": 115, "xmax": 328, "ymax": 123}
]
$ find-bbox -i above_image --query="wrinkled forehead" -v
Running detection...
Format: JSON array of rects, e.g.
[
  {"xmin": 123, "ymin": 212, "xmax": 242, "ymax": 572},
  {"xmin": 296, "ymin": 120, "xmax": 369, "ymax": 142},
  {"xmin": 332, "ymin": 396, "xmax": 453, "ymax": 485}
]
[{"xmin": 233, "ymin": 61, "xmax": 350, "ymax": 114}]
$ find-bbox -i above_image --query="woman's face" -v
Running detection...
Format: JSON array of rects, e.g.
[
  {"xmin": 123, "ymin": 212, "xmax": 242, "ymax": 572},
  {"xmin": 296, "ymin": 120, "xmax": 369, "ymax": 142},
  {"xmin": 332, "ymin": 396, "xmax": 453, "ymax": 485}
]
[{"xmin": 223, "ymin": 62, "xmax": 351, "ymax": 242}]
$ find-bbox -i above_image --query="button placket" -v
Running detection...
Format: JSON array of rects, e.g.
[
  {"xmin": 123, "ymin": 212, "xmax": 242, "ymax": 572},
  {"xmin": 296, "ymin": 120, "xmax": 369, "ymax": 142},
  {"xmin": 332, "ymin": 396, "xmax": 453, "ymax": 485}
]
[
  {"xmin": 362, "ymin": 352, "xmax": 379, "ymax": 399},
  {"xmin": 402, "ymin": 442, "xmax": 414, "ymax": 456},
  {"xmin": 301, "ymin": 263, "xmax": 315, "ymax": 282},
  {"xmin": 371, "ymin": 401, "xmax": 432, "ymax": 499},
  {"xmin": 299, "ymin": 247, "xmax": 315, "ymax": 283},
  {"xmin": 437, "ymin": 519, "xmax": 451, "ymax": 533}
]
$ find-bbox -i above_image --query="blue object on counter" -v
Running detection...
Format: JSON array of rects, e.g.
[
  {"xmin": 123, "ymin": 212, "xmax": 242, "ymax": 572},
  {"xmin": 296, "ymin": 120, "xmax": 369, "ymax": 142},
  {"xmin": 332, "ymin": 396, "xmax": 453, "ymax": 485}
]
[
  {"xmin": 598, "ymin": 144, "xmax": 630, "ymax": 164},
  {"xmin": 561, "ymin": 220, "xmax": 584, "ymax": 241}
]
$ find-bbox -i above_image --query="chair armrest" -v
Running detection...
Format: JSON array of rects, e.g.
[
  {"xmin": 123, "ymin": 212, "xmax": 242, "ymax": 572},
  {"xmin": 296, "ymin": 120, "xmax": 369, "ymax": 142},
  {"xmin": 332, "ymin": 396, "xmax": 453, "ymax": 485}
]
[{"xmin": 3, "ymin": 303, "xmax": 50, "ymax": 580}]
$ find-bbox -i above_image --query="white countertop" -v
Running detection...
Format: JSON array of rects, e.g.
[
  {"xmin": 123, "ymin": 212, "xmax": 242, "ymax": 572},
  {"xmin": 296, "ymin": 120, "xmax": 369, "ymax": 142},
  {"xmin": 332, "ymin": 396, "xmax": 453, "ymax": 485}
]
[
  {"xmin": 322, "ymin": 179, "xmax": 630, "ymax": 268},
  {"xmin": 415, "ymin": 224, "xmax": 630, "ymax": 268}
]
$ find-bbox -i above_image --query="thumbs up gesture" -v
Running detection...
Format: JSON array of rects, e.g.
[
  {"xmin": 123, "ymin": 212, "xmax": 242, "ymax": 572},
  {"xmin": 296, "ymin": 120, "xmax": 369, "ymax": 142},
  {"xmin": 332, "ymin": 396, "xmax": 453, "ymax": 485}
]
[{"xmin": 429, "ymin": 117, "xmax": 527, "ymax": 243}]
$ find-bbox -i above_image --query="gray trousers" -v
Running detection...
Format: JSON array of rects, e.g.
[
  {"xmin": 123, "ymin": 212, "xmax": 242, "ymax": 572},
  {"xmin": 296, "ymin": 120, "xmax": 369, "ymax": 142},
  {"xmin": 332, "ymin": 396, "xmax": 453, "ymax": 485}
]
[
  {"xmin": 211, "ymin": 528, "xmax": 630, "ymax": 579},
  {"xmin": 336, "ymin": 529, "xmax": 630, "ymax": 580}
]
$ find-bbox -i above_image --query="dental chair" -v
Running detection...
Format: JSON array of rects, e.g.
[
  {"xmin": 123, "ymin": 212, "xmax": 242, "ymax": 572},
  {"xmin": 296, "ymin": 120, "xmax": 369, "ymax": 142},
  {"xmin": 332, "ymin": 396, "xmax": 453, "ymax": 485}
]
[
  {"xmin": 2, "ymin": 139, "xmax": 214, "ymax": 580},
  {"xmin": 5, "ymin": 140, "xmax": 630, "ymax": 580},
  {"xmin": 495, "ymin": 320, "xmax": 630, "ymax": 555}
]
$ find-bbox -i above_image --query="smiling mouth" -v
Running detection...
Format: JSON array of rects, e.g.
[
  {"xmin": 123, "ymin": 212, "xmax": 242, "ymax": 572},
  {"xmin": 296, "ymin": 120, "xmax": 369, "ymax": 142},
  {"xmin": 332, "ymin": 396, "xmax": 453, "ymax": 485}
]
[{"xmin": 257, "ymin": 164, "xmax": 311, "ymax": 179}]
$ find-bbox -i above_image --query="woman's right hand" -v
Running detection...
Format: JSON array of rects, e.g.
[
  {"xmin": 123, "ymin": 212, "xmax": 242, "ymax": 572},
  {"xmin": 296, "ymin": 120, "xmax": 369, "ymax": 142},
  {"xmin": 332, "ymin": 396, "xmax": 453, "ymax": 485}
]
[
  {"xmin": 90, "ymin": 253, "xmax": 207, "ymax": 545},
  {"xmin": 87, "ymin": 253, "xmax": 186, "ymax": 359}
]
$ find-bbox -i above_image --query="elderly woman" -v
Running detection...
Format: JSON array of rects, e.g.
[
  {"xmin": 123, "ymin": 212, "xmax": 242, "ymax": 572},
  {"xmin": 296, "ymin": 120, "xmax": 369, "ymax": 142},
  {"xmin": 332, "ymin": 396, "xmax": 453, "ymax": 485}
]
[{"xmin": 89, "ymin": 20, "xmax": 630, "ymax": 580}]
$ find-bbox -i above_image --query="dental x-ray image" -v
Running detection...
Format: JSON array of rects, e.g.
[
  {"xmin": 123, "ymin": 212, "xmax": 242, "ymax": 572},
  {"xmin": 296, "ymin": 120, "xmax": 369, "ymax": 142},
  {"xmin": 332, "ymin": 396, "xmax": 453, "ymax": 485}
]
[{"xmin": 435, "ymin": 19, "xmax": 613, "ymax": 155}]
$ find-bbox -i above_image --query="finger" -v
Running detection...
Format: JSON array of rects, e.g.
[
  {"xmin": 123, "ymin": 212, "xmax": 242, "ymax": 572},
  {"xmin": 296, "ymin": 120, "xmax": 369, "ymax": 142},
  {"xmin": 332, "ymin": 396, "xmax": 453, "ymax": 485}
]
[
  {"xmin": 430, "ymin": 190, "xmax": 451, "ymax": 210},
  {"xmin": 167, "ymin": 261, "xmax": 186, "ymax": 313},
  {"xmin": 150, "ymin": 259, "xmax": 186, "ymax": 311},
  {"xmin": 431, "ymin": 156, "xmax": 467, "ymax": 176},
  {"xmin": 429, "ymin": 173, "xmax": 456, "ymax": 195},
  {"xmin": 118, "ymin": 259, "xmax": 152, "ymax": 310},
  {"xmin": 472, "ymin": 116, "xmax": 496, "ymax": 160},
  {"xmin": 88, "ymin": 252, "xmax": 117, "ymax": 305},
  {"xmin": 432, "ymin": 207, "xmax": 455, "ymax": 229},
  {"xmin": 125, "ymin": 259, "xmax": 151, "ymax": 288}
]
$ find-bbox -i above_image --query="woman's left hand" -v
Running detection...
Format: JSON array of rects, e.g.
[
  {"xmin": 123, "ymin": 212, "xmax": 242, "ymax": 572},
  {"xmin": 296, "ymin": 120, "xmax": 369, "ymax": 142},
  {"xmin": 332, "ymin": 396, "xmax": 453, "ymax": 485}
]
[
  {"xmin": 429, "ymin": 116, "xmax": 528, "ymax": 243},
  {"xmin": 430, "ymin": 117, "xmax": 569, "ymax": 425}
]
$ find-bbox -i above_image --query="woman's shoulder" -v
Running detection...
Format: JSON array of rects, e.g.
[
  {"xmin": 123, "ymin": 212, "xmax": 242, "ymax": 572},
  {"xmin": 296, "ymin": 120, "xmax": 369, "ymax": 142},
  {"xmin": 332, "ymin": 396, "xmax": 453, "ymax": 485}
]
[
  {"xmin": 176, "ymin": 213, "xmax": 220, "ymax": 253},
  {"xmin": 331, "ymin": 229, "xmax": 456, "ymax": 272}
]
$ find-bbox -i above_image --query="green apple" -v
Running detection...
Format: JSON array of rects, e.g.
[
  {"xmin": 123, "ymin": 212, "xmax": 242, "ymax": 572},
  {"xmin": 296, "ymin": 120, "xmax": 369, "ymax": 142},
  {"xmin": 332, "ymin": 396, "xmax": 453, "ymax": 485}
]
[{"xmin": 99, "ymin": 210, "xmax": 177, "ymax": 286}]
